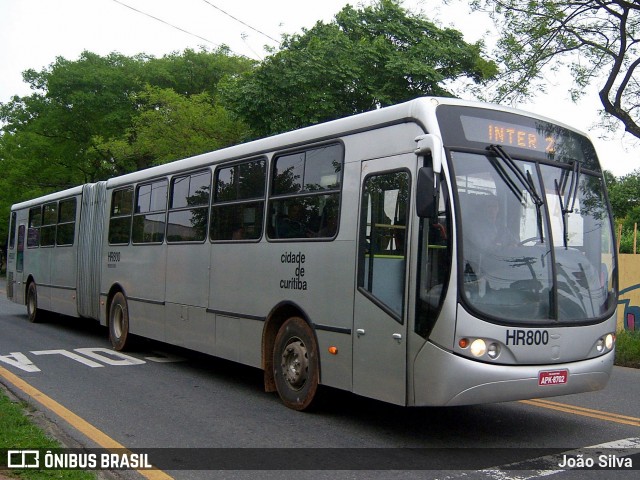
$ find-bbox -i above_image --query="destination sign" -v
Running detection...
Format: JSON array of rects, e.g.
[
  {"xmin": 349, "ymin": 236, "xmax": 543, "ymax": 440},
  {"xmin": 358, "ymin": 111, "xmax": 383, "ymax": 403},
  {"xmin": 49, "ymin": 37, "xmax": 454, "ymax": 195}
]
[
  {"xmin": 435, "ymin": 104, "xmax": 600, "ymax": 171},
  {"xmin": 460, "ymin": 115, "xmax": 556, "ymax": 154}
]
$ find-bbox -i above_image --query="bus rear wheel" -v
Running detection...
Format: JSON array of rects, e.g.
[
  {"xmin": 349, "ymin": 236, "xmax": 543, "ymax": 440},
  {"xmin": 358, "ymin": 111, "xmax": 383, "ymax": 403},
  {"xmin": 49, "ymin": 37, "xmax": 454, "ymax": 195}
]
[
  {"xmin": 26, "ymin": 282, "xmax": 40, "ymax": 323},
  {"xmin": 109, "ymin": 292, "xmax": 130, "ymax": 351},
  {"xmin": 273, "ymin": 317, "xmax": 319, "ymax": 411}
]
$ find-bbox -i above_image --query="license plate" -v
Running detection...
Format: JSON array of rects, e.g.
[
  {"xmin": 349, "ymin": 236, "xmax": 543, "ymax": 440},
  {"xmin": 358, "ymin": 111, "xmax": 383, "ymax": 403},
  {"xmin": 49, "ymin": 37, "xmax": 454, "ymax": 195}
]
[{"xmin": 538, "ymin": 370, "xmax": 568, "ymax": 386}]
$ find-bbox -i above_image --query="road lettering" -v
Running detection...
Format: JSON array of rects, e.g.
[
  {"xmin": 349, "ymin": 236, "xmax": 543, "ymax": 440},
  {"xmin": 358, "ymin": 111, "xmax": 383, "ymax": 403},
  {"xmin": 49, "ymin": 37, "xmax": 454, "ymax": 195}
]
[
  {"xmin": 75, "ymin": 347, "xmax": 146, "ymax": 366},
  {"xmin": 32, "ymin": 349, "xmax": 104, "ymax": 368},
  {"xmin": 0, "ymin": 347, "xmax": 181, "ymax": 372},
  {"xmin": 0, "ymin": 352, "xmax": 41, "ymax": 372}
]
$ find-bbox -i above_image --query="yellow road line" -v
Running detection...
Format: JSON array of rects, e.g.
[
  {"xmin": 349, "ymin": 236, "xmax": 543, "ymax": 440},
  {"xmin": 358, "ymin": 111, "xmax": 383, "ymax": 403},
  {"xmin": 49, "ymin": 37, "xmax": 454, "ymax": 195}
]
[
  {"xmin": 531, "ymin": 398, "xmax": 640, "ymax": 422},
  {"xmin": 0, "ymin": 366, "xmax": 173, "ymax": 480},
  {"xmin": 520, "ymin": 398, "xmax": 640, "ymax": 427}
]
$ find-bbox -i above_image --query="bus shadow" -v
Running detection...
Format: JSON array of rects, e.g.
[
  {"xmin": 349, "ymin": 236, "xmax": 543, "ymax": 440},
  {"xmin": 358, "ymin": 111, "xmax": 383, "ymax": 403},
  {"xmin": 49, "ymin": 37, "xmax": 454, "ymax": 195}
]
[
  {"xmin": 313, "ymin": 388, "xmax": 544, "ymax": 446},
  {"xmin": 25, "ymin": 311, "xmax": 110, "ymax": 341},
  {"xmin": 128, "ymin": 340, "xmax": 587, "ymax": 449}
]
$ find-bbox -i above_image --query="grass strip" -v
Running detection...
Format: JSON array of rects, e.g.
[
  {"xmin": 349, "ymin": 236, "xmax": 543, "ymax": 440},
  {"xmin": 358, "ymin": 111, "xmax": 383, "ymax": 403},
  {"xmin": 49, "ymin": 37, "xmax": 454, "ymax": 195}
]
[
  {"xmin": 0, "ymin": 389, "xmax": 95, "ymax": 480},
  {"xmin": 615, "ymin": 329, "xmax": 640, "ymax": 369}
]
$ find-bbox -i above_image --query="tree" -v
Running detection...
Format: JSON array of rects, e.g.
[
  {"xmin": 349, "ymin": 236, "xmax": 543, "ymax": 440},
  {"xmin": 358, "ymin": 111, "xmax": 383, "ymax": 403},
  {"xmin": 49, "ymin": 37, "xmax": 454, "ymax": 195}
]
[
  {"xmin": 0, "ymin": 48, "xmax": 253, "ymax": 185},
  {"xmin": 1, "ymin": 51, "xmax": 146, "ymax": 187},
  {"xmin": 95, "ymin": 86, "xmax": 249, "ymax": 173},
  {"xmin": 605, "ymin": 167, "xmax": 640, "ymax": 252},
  {"xmin": 471, "ymin": 1, "xmax": 640, "ymax": 139},
  {"xmin": 143, "ymin": 46, "xmax": 255, "ymax": 98},
  {"xmin": 0, "ymin": 48, "xmax": 253, "ymax": 245},
  {"xmin": 607, "ymin": 168, "xmax": 640, "ymax": 220},
  {"xmin": 223, "ymin": 0, "xmax": 498, "ymax": 137}
]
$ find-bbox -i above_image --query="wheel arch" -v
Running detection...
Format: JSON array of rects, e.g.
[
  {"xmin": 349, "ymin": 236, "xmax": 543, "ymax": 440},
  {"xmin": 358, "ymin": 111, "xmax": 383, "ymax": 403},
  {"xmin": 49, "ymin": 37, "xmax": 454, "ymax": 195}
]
[
  {"xmin": 261, "ymin": 301, "xmax": 321, "ymax": 393},
  {"xmin": 105, "ymin": 283, "xmax": 127, "ymax": 325},
  {"xmin": 24, "ymin": 274, "xmax": 36, "ymax": 304},
  {"xmin": 25, "ymin": 275, "xmax": 38, "ymax": 322}
]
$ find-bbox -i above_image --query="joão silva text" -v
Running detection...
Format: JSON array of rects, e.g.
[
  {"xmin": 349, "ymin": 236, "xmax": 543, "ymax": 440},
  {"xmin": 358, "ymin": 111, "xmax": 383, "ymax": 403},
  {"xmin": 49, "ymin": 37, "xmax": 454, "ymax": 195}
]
[{"xmin": 558, "ymin": 454, "xmax": 633, "ymax": 469}]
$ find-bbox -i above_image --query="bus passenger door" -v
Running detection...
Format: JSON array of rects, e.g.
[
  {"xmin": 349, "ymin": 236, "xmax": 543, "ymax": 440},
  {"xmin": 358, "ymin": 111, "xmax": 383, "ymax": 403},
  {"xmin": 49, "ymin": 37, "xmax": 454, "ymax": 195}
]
[
  {"xmin": 353, "ymin": 157, "xmax": 411, "ymax": 405},
  {"xmin": 12, "ymin": 223, "xmax": 26, "ymax": 304}
]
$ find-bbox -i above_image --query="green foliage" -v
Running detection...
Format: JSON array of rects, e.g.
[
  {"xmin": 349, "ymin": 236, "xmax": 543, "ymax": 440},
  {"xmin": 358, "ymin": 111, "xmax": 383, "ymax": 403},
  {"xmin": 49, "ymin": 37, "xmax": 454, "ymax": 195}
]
[
  {"xmin": 95, "ymin": 86, "xmax": 250, "ymax": 174},
  {"xmin": 608, "ymin": 169, "xmax": 640, "ymax": 220},
  {"xmin": 0, "ymin": 392, "xmax": 95, "ymax": 479},
  {"xmin": 223, "ymin": 0, "xmax": 498, "ymax": 137},
  {"xmin": 471, "ymin": 1, "xmax": 640, "ymax": 140},
  {"xmin": 0, "ymin": 48, "xmax": 252, "ymax": 245},
  {"xmin": 143, "ymin": 46, "xmax": 255, "ymax": 98},
  {"xmin": 0, "ymin": 1, "xmax": 499, "ymax": 247},
  {"xmin": 615, "ymin": 329, "xmax": 640, "ymax": 368},
  {"xmin": 605, "ymin": 168, "xmax": 640, "ymax": 253}
]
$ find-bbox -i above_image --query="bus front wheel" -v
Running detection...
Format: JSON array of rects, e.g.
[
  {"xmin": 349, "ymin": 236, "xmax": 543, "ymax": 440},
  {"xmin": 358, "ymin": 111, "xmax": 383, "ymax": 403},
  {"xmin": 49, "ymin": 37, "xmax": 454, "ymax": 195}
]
[
  {"xmin": 109, "ymin": 292, "xmax": 130, "ymax": 351},
  {"xmin": 26, "ymin": 282, "xmax": 40, "ymax": 323},
  {"xmin": 273, "ymin": 317, "xmax": 319, "ymax": 411}
]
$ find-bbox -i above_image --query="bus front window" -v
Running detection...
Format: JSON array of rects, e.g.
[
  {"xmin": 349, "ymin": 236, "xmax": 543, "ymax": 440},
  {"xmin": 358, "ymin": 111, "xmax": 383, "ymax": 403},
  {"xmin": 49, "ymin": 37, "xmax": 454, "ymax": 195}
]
[
  {"xmin": 452, "ymin": 151, "xmax": 615, "ymax": 325},
  {"xmin": 539, "ymin": 164, "xmax": 616, "ymax": 320},
  {"xmin": 454, "ymin": 152, "xmax": 554, "ymax": 322}
]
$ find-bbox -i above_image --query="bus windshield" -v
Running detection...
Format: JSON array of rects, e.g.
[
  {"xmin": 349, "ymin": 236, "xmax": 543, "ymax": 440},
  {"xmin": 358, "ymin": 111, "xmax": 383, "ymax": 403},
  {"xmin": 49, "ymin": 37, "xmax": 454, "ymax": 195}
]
[{"xmin": 452, "ymin": 151, "xmax": 616, "ymax": 325}]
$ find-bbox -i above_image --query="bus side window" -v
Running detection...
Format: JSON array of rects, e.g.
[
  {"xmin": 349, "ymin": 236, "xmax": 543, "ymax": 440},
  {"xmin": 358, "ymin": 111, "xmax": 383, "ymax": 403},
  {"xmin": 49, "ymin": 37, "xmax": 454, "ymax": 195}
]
[
  {"xmin": 268, "ymin": 144, "xmax": 343, "ymax": 240},
  {"xmin": 416, "ymin": 172, "xmax": 452, "ymax": 338},
  {"xmin": 57, "ymin": 198, "xmax": 77, "ymax": 246},
  {"xmin": 40, "ymin": 202, "xmax": 57, "ymax": 247},
  {"xmin": 210, "ymin": 159, "xmax": 266, "ymax": 241},
  {"xmin": 27, "ymin": 206, "xmax": 41, "ymax": 248},
  {"xmin": 133, "ymin": 180, "xmax": 168, "ymax": 244},
  {"xmin": 17, "ymin": 225, "xmax": 25, "ymax": 273},
  {"xmin": 9, "ymin": 212, "xmax": 16, "ymax": 250},
  {"xmin": 109, "ymin": 188, "xmax": 133, "ymax": 245},
  {"xmin": 167, "ymin": 170, "xmax": 211, "ymax": 243}
]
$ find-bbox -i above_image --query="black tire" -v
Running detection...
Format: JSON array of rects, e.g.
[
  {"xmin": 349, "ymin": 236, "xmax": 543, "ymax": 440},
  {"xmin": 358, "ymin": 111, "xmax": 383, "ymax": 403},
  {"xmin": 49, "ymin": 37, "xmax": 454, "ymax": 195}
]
[
  {"xmin": 273, "ymin": 317, "xmax": 319, "ymax": 411},
  {"xmin": 26, "ymin": 282, "xmax": 41, "ymax": 323},
  {"xmin": 109, "ymin": 292, "xmax": 130, "ymax": 351}
]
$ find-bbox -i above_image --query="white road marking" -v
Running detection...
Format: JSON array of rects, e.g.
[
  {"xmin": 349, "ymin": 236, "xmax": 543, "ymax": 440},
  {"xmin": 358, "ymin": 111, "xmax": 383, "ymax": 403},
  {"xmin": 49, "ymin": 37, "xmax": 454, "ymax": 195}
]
[
  {"xmin": 74, "ymin": 347, "xmax": 146, "ymax": 366},
  {"xmin": 434, "ymin": 437, "xmax": 640, "ymax": 480},
  {"xmin": 32, "ymin": 349, "xmax": 104, "ymax": 368}
]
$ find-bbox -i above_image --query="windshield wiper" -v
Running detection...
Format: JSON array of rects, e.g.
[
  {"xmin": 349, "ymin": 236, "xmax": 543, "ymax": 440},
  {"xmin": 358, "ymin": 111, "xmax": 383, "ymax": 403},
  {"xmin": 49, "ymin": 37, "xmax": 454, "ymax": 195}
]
[
  {"xmin": 488, "ymin": 145, "xmax": 544, "ymax": 206},
  {"xmin": 555, "ymin": 161, "xmax": 581, "ymax": 248},
  {"xmin": 487, "ymin": 145, "xmax": 544, "ymax": 242}
]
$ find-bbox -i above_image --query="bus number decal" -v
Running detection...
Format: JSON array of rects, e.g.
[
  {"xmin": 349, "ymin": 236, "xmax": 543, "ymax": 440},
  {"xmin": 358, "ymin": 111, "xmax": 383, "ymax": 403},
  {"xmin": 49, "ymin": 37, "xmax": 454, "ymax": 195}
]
[
  {"xmin": 107, "ymin": 251, "xmax": 121, "ymax": 263},
  {"xmin": 505, "ymin": 329, "xmax": 549, "ymax": 346}
]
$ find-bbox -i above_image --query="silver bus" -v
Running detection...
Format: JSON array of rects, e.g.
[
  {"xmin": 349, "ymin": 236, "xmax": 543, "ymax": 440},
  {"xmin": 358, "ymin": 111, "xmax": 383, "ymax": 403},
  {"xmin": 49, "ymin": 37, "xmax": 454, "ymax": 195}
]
[{"xmin": 6, "ymin": 97, "xmax": 618, "ymax": 410}]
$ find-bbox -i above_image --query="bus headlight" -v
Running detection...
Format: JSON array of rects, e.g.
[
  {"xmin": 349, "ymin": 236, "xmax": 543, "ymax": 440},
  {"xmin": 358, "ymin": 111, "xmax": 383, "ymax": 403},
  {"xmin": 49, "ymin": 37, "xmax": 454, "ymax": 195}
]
[
  {"xmin": 487, "ymin": 343, "xmax": 500, "ymax": 359},
  {"xmin": 596, "ymin": 333, "xmax": 616, "ymax": 353},
  {"xmin": 470, "ymin": 339, "xmax": 487, "ymax": 357},
  {"xmin": 605, "ymin": 333, "xmax": 615, "ymax": 350}
]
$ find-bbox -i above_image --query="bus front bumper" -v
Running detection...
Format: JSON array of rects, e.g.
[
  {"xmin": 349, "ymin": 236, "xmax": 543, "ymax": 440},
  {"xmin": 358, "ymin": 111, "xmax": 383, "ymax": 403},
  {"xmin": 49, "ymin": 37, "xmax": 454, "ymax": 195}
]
[{"xmin": 412, "ymin": 341, "xmax": 614, "ymax": 406}]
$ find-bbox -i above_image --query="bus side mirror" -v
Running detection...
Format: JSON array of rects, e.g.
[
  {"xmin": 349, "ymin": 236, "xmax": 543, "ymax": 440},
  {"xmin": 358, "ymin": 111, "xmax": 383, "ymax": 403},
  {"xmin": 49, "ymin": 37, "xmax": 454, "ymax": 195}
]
[
  {"xmin": 415, "ymin": 134, "xmax": 443, "ymax": 175},
  {"xmin": 415, "ymin": 134, "xmax": 443, "ymax": 219},
  {"xmin": 417, "ymin": 167, "xmax": 439, "ymax": 219}
]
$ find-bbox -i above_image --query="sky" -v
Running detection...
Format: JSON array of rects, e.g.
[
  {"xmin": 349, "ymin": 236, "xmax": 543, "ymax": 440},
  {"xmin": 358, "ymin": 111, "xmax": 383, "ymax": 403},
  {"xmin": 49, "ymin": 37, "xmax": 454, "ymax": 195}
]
[{"xmin": 0, "ymin": 0, "xmax": 637, "ymax": 177}]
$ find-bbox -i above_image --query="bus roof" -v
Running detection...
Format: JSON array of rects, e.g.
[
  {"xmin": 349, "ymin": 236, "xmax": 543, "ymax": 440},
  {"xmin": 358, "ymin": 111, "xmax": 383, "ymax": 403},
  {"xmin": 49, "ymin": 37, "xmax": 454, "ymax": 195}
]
[
  {"xmin": 104, "ymin": 96, "xmax": 437, "ymax": 189},
  {"xmin": 11, "ymin": 96, "xmax": 589, "ymax": 206},
  {"xmin": 11, "ymin": 185, "xmax": 85, "ymax": 211},
  {"xmin": 104, "ymin": 96, "xmax": 587, "ymax": 189}
]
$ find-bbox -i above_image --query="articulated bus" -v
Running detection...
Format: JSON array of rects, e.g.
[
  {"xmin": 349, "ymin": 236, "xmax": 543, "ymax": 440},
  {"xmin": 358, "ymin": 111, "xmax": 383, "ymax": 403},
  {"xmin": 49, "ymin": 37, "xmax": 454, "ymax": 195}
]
[{"xmin": 6, "ymin": 97, "xmax": 618, "ymax": 410}]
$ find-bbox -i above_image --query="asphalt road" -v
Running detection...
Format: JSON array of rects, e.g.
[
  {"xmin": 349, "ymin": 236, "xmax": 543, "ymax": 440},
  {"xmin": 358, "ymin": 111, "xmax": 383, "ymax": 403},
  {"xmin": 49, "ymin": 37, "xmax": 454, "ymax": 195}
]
[{"xmin": 0, "ymin": 278, "xmax": 638, "ymax": 480}]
